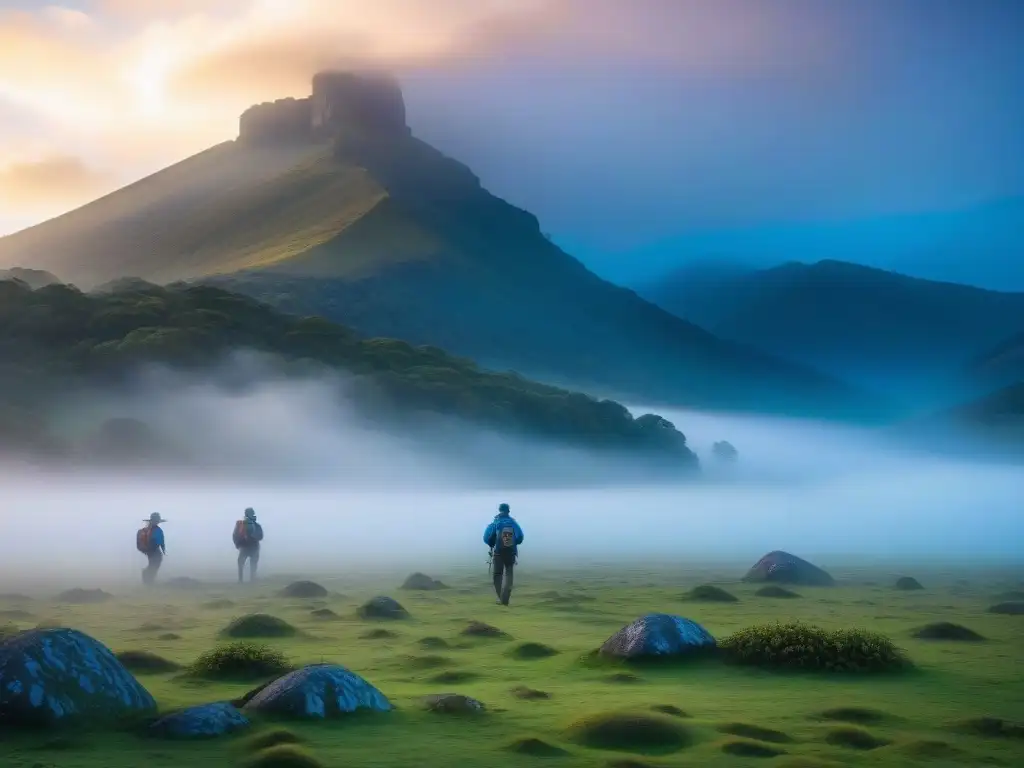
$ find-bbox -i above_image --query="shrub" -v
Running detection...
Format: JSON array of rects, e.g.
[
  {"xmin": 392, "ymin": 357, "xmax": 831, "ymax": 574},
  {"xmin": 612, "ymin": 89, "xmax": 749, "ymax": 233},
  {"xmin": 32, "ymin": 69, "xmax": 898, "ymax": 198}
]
[
  {"xmin": 718, "ymin": 622, "xmax": 909, "ymax": 673},
  {"xmin": 221, "ymin": 614, "xmax": 298, "ymax": 638},
  {"xmin": 188, "ymin": 642, "xmax": 292, "ymax": 680}
]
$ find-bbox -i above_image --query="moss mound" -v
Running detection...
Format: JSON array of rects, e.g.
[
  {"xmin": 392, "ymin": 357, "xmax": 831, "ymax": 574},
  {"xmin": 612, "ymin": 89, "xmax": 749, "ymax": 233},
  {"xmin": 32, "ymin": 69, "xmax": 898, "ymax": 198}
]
[
  {"xmin": 605, "ymin": 761, "xmax": 657, "ymax": 768},
  {"xmin": 280, "ymin": 581, "xmax": 328, "ymax": 599},
  {"xmin": 717, "ymin": 722, "xmax": 792, "ymax": 743},
  {"xmin": 511, "ymin": 685, "xmax": 551, "ymax": 700},
  {"xmin": 894, "ymin": 576, "xmax": 924, "ymax": 590},
  {"xmin": 357, "ymin": 596, "xmax": 409, "ymax": 620},
  {"xmin": 221, "ymin": 614, "xmax": 298, "ymax": 639},
  {"xmin": 461, "ymin": 621, "xmax": 509, "ymax": 638},
  {"xmin": 604, "ymin": 673, "xmax": 643, "ymax": 684},
  {"xmin": 401, "ymin": 572, "xmax": 449, "ymax": 591},
  {"xmin": 683, "ymin": 584, "xmax": 738, "ymax": 602},
  {"xmin": 902, "ymin": 739, "xmax": 965, "ymax": 759},
  {"xmin": 507, "ymin": 738, "xmax": 568, "ymax": 756},
  {"xmin": 430, "ymin": 670, "xmax": 478, "ymax": 684},
  {"xmin": 417, "ymin": 636, "xmax": 450, "ymax": 650},
  {"xmin": 243, "ymin": 729, "xmax": 304, "ymax": 752},
  {"xmin": 0, "ymin": 609, "xmax": 33, "ymax": 620},
  {"xmin": 55, "ymin": 588, "xmax": 112, "ymax": 604},
  {"xmin": 114, "ymin": 650, "xmax": 182, "ymax": 674},
  {"xmin": 158, "ymin": 632, "xmax": 182, "ymax": 641},
  {"xmin": 650, "ymin": 704, "xmax": 688, "ymax": 718},
  {"xmin": 817, "ymin": 707, "xmax": 889, "ymax": 724},
  {"xmin": 242, "ymin": 745, "xmax": 324, "ymax": 768},
  {"xmin": 188, "ymin": 642, "xmax": 292, "ymax": 680},
  {"xmin": 719, "ymin": 622, "xmax": 910, "ymax": 673},
  {"xmin": 755, "ymin": 585, "xmax": 801, "ymax": 599},
  {"xmin": 949, "ymin": 717, "xmax": 1024, "ymax": 739},
  {"xmin": 510, "ymin": 642, "xmax": 560, "ymax": 660},
  {"xmin": 566, "ymin": 711, "xmax": 693, "ymax": 754},
  {"xmin": 994, "ymin": 589, "xmax": 1024, "ymax": 601},
  {"xmin": 988, "ymin": 601, "xmax": 1024, "ymax": 615},
  {"xmin": 202, "ymin": 599, "xmax": 236, "ymax": 609},
  {"xmin": 361, "ymin": 628, "xmax": 399, "ymax": 640},
  {"xmin": 309, "ymin": 608, "xmax": 338, "ymax": 620},
  {"xmin": 912, "ymin": 622, "xmax": 986, "ymax": 641},
  {"xmin": 721, "ymin": 739, "xmax": 787, "ymax": 758},
  {"xmin": 400, "ymin": 654, "xmax": 452, "ymax": 670},
  {"xmin": 824, "ymin": 726, "xmax": 889, "ymax": 750}
]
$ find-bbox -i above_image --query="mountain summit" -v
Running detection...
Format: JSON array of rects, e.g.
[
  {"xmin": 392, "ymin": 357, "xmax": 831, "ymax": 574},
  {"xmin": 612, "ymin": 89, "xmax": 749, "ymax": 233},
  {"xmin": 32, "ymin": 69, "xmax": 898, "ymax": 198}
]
[{"xmin": 0, "ymin": 72, "xmax": 876, "ymax": 419}]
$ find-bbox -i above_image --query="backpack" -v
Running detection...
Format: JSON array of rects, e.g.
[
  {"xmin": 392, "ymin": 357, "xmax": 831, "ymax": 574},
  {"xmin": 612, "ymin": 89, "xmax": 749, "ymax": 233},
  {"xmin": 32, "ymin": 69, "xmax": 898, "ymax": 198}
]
[
  {"xmin": 233, "ymin": 520, "xmax": 263, "ymax": 549},
  {"xmin": 496, "ymin": 524, "xmax": 516, "ymax": 551},
  {"xmin": 136, "ymin": 527, "xmax": 153, "ymax": 554}
]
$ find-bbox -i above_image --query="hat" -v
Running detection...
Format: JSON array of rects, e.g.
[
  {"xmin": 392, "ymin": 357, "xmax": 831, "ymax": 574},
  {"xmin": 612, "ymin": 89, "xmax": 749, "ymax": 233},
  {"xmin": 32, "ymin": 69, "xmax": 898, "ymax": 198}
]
[
  {"xmin": 244, "ymin": 507, "xmax": 256, "ymax": 519},
  {"xmin": 498, "ymin": 503, "xmax": 510, "ymax": 514},
  {"xmin": 145, "ymin": 512, "xmax": 167, "ymax": 524}
]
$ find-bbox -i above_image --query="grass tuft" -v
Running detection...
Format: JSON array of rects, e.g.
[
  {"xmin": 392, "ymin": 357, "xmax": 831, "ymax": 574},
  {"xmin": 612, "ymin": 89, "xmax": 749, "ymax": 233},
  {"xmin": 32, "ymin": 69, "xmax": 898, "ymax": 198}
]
[
  {"xmin": 241, "ymin": 744, "xmax": 324, "ymax": 768},
  {"xmin": 242, "ymin": 729, "xmax": 304, "ymax": 753},
  {"xmin": 816, "ymin": 707, "xmax": 889, "ymax": 724},
  {"xmin": 721, "ymin": 739, "xmax": 787, "ymax": 758},
  {"xmin": 187, "ymin": 642, "xmax": 292, "ymax": 681},
  {"xmin": 506, "ymin": 737, "xmax": 568, "ymax": 756},
  {"xmin": 717, "ymin": 722, "xmax": 793, "ymax": 743},
  {"xmin": 510, "ymin": 642, "xmax": 560, "ymax": 660},
  {"xmin": 824, "ymin": 726, "xmax": 890, "ymax": 750},
  {"xmin": 566, "ymin": 711, "xmax": 693, "ymax": 754},
  {"xmin": 912, "ymin": 622, "xmax": 986, "ymax": 641}
]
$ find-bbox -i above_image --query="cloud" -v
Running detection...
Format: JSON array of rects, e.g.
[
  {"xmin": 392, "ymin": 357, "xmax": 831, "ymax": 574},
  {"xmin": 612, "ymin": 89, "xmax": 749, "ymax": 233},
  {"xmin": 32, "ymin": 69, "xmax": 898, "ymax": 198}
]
[{"xmin": 0, "ymin": 155, "xmax": 116, "ymax": 208}]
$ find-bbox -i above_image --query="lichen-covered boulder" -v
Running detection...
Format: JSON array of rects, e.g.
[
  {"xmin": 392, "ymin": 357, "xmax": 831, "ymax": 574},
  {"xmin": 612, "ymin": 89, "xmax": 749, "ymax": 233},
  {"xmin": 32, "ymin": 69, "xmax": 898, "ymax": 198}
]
[
  {"xmin": 0, "ymin": 628, "xmax": 156, "ymax": 727},
  {"xmin": 742, "ymin": 551, "xmax": 835, "ymax": 586},
  {"xmin": 240, "ymin": 663, "xmax": 392, "ymax": 719},
  {"xmin": 149, "ymin": 701, "xmax": 249, "ymax": 739},
  {"xmin": 598, "ymin": 614, "xmax": 716, "ymax": 660},
  {"xmin": 357, "ymin": 596, "xmax": 409, "ymax": 620}
]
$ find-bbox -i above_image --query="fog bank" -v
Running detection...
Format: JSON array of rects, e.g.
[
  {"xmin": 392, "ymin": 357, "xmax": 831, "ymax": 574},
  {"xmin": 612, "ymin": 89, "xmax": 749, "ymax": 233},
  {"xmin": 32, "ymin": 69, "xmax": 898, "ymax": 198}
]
[{"xmin": 1, "ymin": 400, "xmax": 1020, "ymax": 590}]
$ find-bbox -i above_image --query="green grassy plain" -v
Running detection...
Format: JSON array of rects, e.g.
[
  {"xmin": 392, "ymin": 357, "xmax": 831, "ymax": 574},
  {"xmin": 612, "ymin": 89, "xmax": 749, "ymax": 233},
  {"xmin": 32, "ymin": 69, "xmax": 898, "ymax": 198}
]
[{"xmin": 2, "ymin": 564, "xmax": 1022, "ymax": 767}]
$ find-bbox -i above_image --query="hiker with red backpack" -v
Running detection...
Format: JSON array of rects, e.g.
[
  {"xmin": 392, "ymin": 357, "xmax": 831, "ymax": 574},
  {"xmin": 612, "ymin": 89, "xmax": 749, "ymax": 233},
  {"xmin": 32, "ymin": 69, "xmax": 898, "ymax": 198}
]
[
  {"xmin": 233, "ymin": 507, "xmax": 264, "ymax": 583},
  {"xmin": 136, "ymin": 513, "xmax": 167, "ymax": 585}
]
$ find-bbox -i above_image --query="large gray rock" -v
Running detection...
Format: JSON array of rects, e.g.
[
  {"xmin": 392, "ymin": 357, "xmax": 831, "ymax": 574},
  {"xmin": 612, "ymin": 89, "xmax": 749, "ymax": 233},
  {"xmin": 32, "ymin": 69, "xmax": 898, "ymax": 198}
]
[
  {"xmin": 0, "ymin": 628, "xmax": 156, "ymax": 727},
  {"xmin": 599, "ymin": 614, "xmax": 716, "ymax": 660},
  {"xmin": 240, "ymin": 663, "xmax": 392, "ymax": 719},
  {"xmin": 742, "ymin": 551, "xmax": 835, "ymax": 586},
  {"xmin": 149, "ymin": 702, "xmax": 249, "ymax": 739}
]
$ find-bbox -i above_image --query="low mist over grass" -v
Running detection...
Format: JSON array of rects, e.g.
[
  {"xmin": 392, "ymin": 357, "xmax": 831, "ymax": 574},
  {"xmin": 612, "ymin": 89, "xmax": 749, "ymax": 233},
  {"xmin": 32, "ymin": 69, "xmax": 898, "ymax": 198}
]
[{"xmin": 0, "ymin": 396, "xmax": 1020, "ymax": 587}]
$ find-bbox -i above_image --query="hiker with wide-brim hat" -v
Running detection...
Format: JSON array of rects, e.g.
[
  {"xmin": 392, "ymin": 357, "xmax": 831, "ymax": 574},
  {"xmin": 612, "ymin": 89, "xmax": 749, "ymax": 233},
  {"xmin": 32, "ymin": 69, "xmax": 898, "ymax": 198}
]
[{"xmin": 136, "ymin": 513, "xmax": 167, "ymax": 586}]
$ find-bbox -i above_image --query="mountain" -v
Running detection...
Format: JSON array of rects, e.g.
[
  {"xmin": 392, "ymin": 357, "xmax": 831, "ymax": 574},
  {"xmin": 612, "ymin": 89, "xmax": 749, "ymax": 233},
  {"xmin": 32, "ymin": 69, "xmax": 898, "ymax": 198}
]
[
  {"xmin": 967, "ymin": 332, "xmax": 1024, "ymax": 390},
  {"xmin": 0, "ymin": 72, "xmax": 877, "ymax": 421},
  {"xmin": 0, "ymin": 277, "xmax": 699, "ymax": 473},
  {"xmin": 643, "ymin": 259, "xmax": 1024, "ymax": 399},
  {"xmin": 0, "ymin": 267, "xmax": 60, "ymax": 289}
]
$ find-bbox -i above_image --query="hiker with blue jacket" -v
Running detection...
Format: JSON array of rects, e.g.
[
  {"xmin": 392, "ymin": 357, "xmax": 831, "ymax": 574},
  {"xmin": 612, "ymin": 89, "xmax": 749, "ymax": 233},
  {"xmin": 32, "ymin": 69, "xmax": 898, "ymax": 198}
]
[{"xmin": 483, "ymin": 503, "xmax": 524, "ymax": 606}]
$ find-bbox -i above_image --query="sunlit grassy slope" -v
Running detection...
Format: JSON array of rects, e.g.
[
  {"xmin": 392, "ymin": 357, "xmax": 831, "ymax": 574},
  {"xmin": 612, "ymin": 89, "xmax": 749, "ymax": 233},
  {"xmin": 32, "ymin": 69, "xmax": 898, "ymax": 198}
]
[{"xmin": 2, "ymin": 564, "xmax": 1022, "ymax": 767}]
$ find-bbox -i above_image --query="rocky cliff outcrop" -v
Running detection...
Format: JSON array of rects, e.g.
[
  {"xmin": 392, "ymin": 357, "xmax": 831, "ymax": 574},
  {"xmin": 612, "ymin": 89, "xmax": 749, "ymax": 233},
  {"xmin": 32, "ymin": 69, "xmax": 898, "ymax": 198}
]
[
  {"xmin": 237, "ymin": 71, "xmax": 410, "ymax": 145},
  {"xmin": 238, "ymin": 97, "xmax": 312, "ymax": 144}
]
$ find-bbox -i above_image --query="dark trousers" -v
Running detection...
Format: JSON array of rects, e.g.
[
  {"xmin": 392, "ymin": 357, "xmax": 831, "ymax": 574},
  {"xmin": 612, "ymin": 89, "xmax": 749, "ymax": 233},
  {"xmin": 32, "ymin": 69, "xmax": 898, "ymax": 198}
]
[
  {"xmin": 142, "ymin": 552, "xmax": 163, "ymax": 585},
  {"xmin": 492, "ymin": 550, "xmax": 516, "ymax": 605},
  {"xmin": 238, "ymin": 545, "xmax": 260, "ymax": 582}
]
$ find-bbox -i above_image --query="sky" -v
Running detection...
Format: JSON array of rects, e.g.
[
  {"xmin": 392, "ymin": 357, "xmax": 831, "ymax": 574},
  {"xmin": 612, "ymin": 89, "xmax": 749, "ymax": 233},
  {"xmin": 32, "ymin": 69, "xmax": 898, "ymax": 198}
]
[{"xmin": 0, "ymin": 0, "xmax": 1022, "ymax": 288}]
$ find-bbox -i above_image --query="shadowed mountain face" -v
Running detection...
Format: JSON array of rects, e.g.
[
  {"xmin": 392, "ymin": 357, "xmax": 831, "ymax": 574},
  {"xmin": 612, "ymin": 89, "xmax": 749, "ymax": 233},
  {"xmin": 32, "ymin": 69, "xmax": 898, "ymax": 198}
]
[
  {"xmin": 643, "ymin": 260, "xmax": 1024, "ymax": 401},
  {"xmin": 968, "ymin": 332, "xmax": 1024, "ymax": 391},
  {"xmin": 0, "ymin": 73, "xmax": 878, "ymax": 421}
]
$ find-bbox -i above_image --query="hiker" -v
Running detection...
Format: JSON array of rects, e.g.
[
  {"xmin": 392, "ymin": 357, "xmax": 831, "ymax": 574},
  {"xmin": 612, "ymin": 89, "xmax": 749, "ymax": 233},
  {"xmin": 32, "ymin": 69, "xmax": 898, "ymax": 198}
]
[
  {"xmin": 233, "ymin": 507, "xmax": 264, "ymax": 583},
  {"xmin": 136, "ymin": 513, "xmax": 167, "ymax": 586},
  {"xmin": 483, "ymin": 503, "xmax": 524, "ymax": 606}
]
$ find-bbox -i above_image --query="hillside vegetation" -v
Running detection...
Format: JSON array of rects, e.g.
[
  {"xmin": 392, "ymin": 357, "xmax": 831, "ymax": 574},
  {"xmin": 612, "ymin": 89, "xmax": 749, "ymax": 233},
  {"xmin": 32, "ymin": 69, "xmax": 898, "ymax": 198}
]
[
  {"xmin": 0, "ymin": 74, "xmax": 877, "ymax": 422},
  {"xmin": 0, "ymin": 277, "xmax": 697, "ymax": 466}
]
